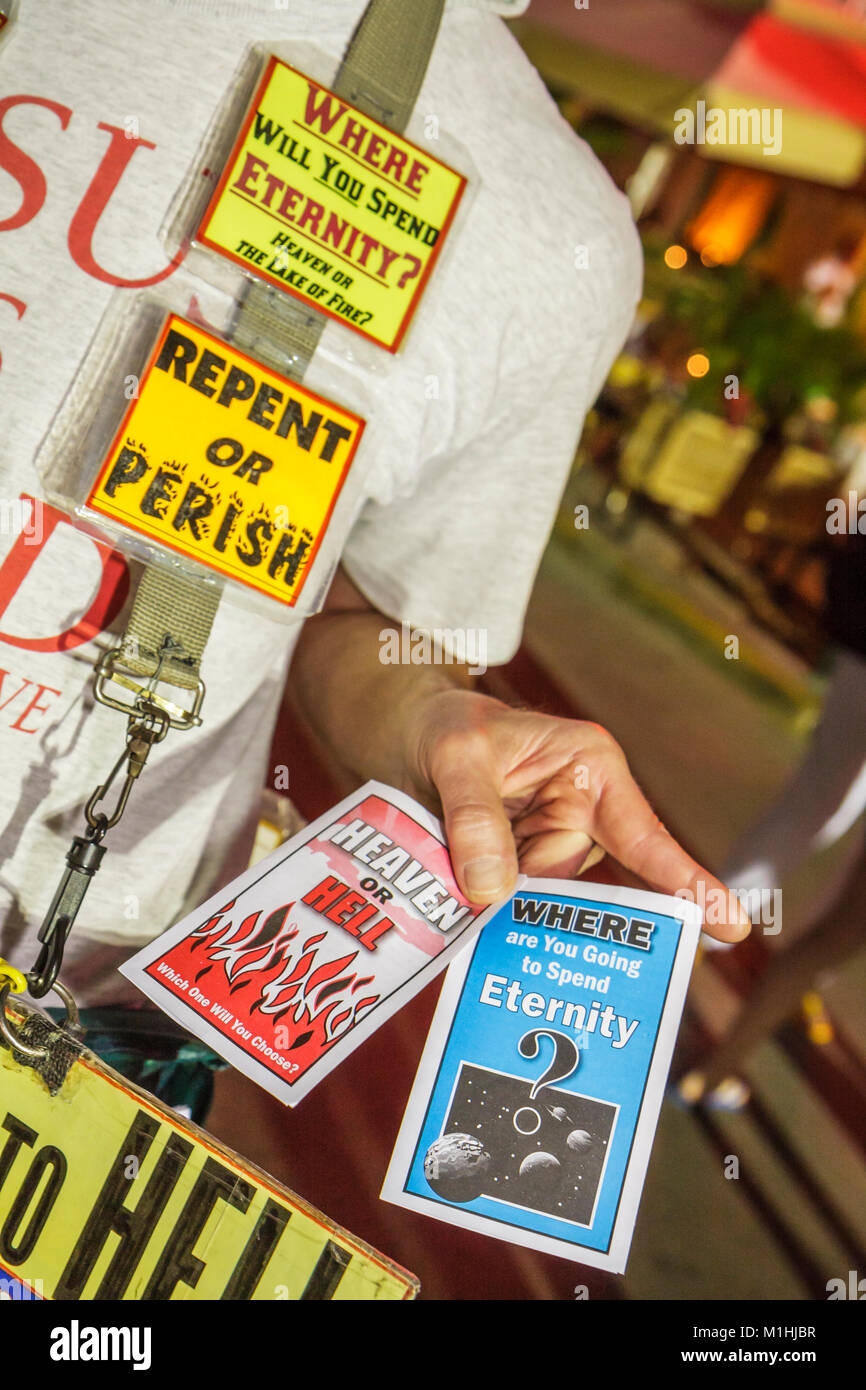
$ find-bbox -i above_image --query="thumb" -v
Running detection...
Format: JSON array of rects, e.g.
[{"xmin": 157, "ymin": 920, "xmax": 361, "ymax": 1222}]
[{"xmin": 432, "ymin": 742, "xmax": 518, "ymax": 905}]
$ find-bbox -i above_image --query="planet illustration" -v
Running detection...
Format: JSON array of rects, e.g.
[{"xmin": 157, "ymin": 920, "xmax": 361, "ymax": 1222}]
[
  {"xmin": 424, "ymin": 1133, "xmax": 491, "ymax": 1202},
  {"xmin": 567, "ymin": 1129, "xmax": 593, "ymax": 1152},
  {"xmin": 548, "ymin": 1106, "xmax": 569, "ymax": 1122},
  {"xmin": 519, "ymin": 1151, "xmax": 560, "ymax": 1177}
]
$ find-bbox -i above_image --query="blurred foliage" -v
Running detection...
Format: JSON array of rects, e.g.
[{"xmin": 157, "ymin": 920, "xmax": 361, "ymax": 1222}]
[
  {"xmin": 643, "ymin": 244, "xmax": 866, "ymax": 428},
  {"xmin": 577, "ymin": 115, "xmax": 633, "ymax": 158}
]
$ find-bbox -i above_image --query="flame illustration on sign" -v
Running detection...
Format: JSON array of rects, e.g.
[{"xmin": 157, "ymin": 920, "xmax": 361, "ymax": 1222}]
[{"xmin": 171, "ymin": 899, "xmax": 381, "ymax": 1066}]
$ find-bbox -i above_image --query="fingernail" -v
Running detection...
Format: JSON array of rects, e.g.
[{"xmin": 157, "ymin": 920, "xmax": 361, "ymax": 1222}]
[
  {"xmin": 734, "ymin": 910, "xmax": 752, "ymax": 940},
  {"xmin": 464, "ymin": 856, "xmax": 508, "ymax": 900}
]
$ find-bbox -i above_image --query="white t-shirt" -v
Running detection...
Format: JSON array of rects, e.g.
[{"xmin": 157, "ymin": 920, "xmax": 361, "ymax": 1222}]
[{"xmin": 0, "ymin": 0, "xmax": 641, "ymax": 1004}]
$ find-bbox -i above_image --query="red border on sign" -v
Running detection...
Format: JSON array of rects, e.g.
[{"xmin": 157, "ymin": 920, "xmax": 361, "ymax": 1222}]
[
  {"xmin": 196, "ymin": 55, "xmax": 468, "ymax": 354},
  {"xmin": 86, "ymin": 313, "xmax": 366, "ymax": 608}
]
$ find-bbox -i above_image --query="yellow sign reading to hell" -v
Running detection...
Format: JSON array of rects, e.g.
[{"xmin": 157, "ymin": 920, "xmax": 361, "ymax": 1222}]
[
  {"xmin": 0, "ymin": 1008, "xmax": 417, "ymax": 1301},
  {"xmin": 87, "ymin": 315, "xmax": 365, "ymax": 607},
  {"xmin": 196, "ymin": 57, "xmax": 467, "ymax": 352}
]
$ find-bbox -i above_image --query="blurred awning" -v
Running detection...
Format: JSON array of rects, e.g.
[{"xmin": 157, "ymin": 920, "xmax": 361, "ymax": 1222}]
[
  {"xmin": 512, "ymin": 0, "xmax": 866, "ymax": 186},
  {"xmin": 772, "ymin": 0, "xmax": 866, "ymax": 44}
]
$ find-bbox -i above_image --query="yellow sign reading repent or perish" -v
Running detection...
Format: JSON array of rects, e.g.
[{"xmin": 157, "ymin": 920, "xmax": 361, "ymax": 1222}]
[
  {"xmin": 86, "ymin": 315, "xmax": 365, "ymax": 607},
  {"xmin": 0, "ymin": 1006, "xmax": 417, "ymax": 1300},
  {"xmin": 196, "ymin": 57, "xmax": 467, "ymax": 352}
]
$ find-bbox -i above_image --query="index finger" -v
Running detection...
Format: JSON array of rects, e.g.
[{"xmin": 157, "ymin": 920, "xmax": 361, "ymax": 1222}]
[{"xmin": 592, "ymin": 767, "xmax": 751, "ymax": 943}]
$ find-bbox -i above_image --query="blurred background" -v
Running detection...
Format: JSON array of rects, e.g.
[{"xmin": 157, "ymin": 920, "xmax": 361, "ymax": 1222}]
[{"xmin": 208, "ymin": 0, "xmax": 866, "ymax": 1300}]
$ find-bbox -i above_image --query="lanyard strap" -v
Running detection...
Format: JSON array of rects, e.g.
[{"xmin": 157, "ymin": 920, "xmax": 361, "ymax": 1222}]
[
  {"xmin": 12, "ymin": 0, "xmax": 449, "ymax": 1015},
  {"xmin": 339, "ymin": 0, "xmax": 447, "ymax": 132},
  {"xmin": 115, "ymin": 568, "xmax": 218, "ymax": 698},
  {"xmin": 116, "ymin": 0, "xmax": 446, "ymax": 712}
]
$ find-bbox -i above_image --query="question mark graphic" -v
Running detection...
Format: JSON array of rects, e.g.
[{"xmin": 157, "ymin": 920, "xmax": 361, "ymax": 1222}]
[
  {"xmin": 397, "ymin": 254, "xmax": 422, "ymax": 290},
  {"xmin": 512, "ymin": 1029, "xmax": 580, "ymax": 1135},
  {"xmin": 519, "ymin": 1029, "xmax": 580, "ymax": 1099}
]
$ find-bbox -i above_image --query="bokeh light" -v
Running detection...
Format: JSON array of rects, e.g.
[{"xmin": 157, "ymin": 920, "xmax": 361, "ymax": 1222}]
[{"xmin": 686, "ymin": 352, "xmax": 710, "ymax": 378}]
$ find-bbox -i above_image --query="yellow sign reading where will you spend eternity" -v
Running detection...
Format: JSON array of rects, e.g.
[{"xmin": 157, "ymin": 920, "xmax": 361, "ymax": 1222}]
[{"xmin": 196, "ymin": 56, "xmax": 467, "ymax": 352}]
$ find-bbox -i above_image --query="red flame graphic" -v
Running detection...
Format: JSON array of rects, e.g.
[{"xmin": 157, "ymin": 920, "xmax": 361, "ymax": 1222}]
[{"xmin": 151, "ymin": 900, "xmax": 382, "ymax": 1081}]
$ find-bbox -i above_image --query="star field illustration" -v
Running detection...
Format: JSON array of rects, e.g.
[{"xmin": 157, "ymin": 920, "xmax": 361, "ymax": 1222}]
[{"xmin": 423, "ymin": 1062, "xmax": 617, "ymax": 1224}]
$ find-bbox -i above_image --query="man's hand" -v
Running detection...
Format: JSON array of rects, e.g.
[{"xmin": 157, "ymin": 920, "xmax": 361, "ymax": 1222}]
[
  {"xmin": 404, "ymin": 687, "xmax": 750, "ymax": 943},
  {"xmin": 289, "ymin": 568, "xmax": 750, "ymax": 944}
]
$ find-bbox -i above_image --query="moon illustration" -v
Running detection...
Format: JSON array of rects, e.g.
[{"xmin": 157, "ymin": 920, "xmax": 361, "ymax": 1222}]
[{"xmin": 424, "ymin": 1133, "xmax": 491, "ymax": 1202}]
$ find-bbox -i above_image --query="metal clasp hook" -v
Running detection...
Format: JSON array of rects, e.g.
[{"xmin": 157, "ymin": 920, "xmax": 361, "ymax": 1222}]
[
  {"xmin": 28, "ymin": 707, "xmax": 170, "ymax": 999},
  {"xmin": 84, "ymin": 705, "xmax": 171, "ymax": 833},
  {"xmin": 93, "ymin": 636, "xmax": 205, "ymax": 731},
  {"xmin": 0, "ymin": 974, "xmax": 80, "ymax": 1060}
]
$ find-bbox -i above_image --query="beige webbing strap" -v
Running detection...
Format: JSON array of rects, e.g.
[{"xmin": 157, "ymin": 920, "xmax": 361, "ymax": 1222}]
[
  {"xmin": 337, "ymin": 0, "xmax": 446, "ymax": 133},
  {"xmin": 121, "ymin": 0, "xmax": 446, "ymax": 701},
  {"xmin": 231, "ymin": 283, "xmax": 324, "ymax": 381},
  {"xmin": 120, "ymin": 567, "xmax": 220, "ymax": 692}
]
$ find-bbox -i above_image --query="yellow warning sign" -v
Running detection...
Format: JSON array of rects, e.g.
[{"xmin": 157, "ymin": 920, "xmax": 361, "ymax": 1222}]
[
  {"xmin": 196, "ymin": 57, "xmax": 467, "ymax": 352},
  {"xmin": 86, "ymin": 315, "xmax": 365, "ymax": 607},
  {"xmin": 0, "ymin": 1007, "xmax": 417, "ymax": 1301}
]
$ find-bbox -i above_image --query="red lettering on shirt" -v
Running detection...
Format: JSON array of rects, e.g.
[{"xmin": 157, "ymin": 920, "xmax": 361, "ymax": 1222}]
[
  {"xmin": 0, "ymin": 94, "xmax": 73, "ymax": 232},
  {"xmin": 0, "ymin": 670, "xmax": 32, "ymax": 713},
  {"xmin": 68, "ymin": 122, "xmax": 187, "ymax": 286},
  {"xmin": 0, "ymin": 291, "xmax": 27, "ymax": 370},
  {"xmin": 0, "ymin": 98, "xmax": 186, "ymax": 286},
  {"xmin": 0, "ymin": 496, "xmax": 130, "ymax": 652},
  {"xmin": 0, "ymin": 671, "xmax": 63, "ymax": 733}
]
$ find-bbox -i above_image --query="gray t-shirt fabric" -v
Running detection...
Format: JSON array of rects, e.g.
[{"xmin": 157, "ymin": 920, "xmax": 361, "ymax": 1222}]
[{"xmin": 0, "ymin": 0, "xmax": 641, "ymax": 1005}]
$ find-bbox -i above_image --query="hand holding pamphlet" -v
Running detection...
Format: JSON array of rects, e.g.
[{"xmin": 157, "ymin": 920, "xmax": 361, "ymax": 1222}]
[{"xmin": 124, "ymin": 784, "xmax": 700, "ymax": 1269}]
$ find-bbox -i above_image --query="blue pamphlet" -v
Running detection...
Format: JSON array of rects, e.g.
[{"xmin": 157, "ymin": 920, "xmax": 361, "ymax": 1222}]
[{"xmin": 382, "ymin": 879, "xmax": 701, "ymax": 1271}]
